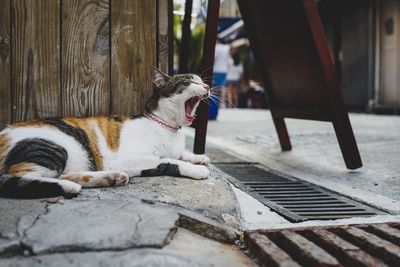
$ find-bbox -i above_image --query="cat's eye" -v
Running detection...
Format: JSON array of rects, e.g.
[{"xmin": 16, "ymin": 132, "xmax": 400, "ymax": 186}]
[{"xmin": 191, "ymin": 81, "xmax": 203, "ymax": 85}]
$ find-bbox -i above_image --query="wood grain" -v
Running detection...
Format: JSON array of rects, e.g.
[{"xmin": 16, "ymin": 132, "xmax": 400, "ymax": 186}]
[
  {"xmin": 111, "ymin": 0, "xmax": 157, "ymax": 116},
  {"xmin": 2, "ymin": 0, "xmax": 167, "ymax": 126},
  {"xmin": 62, "ymin": 0, "xmax": 110, "ymax": 117},
  {"xmin": 11, "ymin": 0, "xmax": 60, "ymax": 122},
  {"xmin": 158, "ymin": 0, "xmax": 169, "ymax": 73},
  {"xmin": 0, "ymin": 0, "xmax": 11, "ymax": 129}
]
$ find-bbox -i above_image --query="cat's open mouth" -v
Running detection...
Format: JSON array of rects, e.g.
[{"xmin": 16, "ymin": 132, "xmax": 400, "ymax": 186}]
[{"xmin": 185, "ymin": 96, "xmax": 202, "ymax": 122}]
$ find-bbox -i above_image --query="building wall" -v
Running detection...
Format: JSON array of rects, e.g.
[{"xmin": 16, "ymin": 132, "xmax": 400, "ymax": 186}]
[
  {"xmin": 318, "ymin": 0, "xmax": 375, "ymax": 109},
  {"xmin": 318, "ymin": 0, "xmax": 400, "ymax": 110},
  {"xmin": 378, "ymin": 0, "xmax": 400, "ymax": 105}
]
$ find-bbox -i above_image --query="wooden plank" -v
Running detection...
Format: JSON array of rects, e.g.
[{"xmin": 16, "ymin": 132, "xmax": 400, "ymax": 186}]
[
  {"xmin": 236, "ymin": 0, "xmax": 362, "ymax": 170},
  {"xmin": 111, "ymin": 0, "xmax": 156, "ymax": 116},
  {"xmin": 157, "ymin": 0, "xmax": 169, "ymax": 73},
  {"xmin": 272, "ymin": 117, "xmax": 292, "ymax": 151},
  {"xmin": 11, "ymin": 0, "xmax": 60, "ymax": 122},
  {"xmin": 0, "ymin": 0, "xmax": 11, "ymax": 129},
  {"xmin": 62, "ymin": 0, "xmax": 110, "ymax": 117},
  {"xmin": 303, "ymin": 0, "xmax": 362, "ymax": 169}
]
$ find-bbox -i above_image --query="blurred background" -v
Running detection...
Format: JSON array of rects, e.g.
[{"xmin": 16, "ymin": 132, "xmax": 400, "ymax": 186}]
[{"xmin": 173, "ymin": 0, "xmax": 400, "ymax": 114}]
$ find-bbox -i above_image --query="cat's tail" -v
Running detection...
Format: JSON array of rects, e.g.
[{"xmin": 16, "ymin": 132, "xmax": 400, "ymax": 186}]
[{"xmin": 0, "ymin": 173, "xmax": 80, "ymax": 198}]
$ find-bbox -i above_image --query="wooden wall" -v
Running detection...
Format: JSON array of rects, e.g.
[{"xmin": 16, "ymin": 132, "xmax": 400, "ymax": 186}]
[{"xmin": 0, "ymin": 0, "xmax": 170, "ymax": 129}]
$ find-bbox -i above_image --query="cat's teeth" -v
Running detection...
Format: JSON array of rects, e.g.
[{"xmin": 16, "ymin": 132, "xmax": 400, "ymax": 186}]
[{"xmin": 190, "ymin": 100, "xmax": 200, "ymax": 116}]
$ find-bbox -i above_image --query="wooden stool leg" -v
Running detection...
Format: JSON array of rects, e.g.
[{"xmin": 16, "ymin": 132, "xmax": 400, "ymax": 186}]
[
  {"xmin": 193, "ymin": 0, "xmax": 220, "ymax": 154},
  {"xmin": 272, "ymin": 116, "xmax": 292, "ymax": 151},
  {"xmin": 332, "ymin": 117, "xmax": 362, "ymax": 170}
]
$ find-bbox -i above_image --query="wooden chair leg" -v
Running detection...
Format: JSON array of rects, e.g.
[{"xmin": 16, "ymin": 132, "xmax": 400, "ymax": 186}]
[
  {"xmin": 272, "ymin": 116, "xmax": 292, "ymax": 151},
  {"xmin": 193, "ymin": 0, "xmax": 220, "ymax": 154},
  {"xmin": 332, "ymin": 117, "xmax": 362, "ymax": 170}
]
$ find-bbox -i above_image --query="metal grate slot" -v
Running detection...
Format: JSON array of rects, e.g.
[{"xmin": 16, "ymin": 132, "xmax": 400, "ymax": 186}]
[
  {"xmin": 245, "ymin": 223, "xmax": 400, "ymax": 266},
  {"xmin": 214, "ymin": 162, "xmax": 385, "ymax": 222}
]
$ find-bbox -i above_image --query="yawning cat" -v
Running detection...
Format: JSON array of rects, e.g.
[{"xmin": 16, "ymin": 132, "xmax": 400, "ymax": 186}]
[{"xmin": 0, "ymin": 68, "xmax": 211, "ymax": 198}]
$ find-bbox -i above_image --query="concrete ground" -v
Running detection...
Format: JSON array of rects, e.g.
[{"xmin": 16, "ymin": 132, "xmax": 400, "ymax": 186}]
[
  {"xmin": 184, "ymin": 109, "xmax": 400, "ymax": 225},
  {"xmin": 0, "ymin": 170, "xmax": 253, "ymax": 266},
  {"xmin": 2, "ymin": 108, "xmax": 400, "ymax": 266}
]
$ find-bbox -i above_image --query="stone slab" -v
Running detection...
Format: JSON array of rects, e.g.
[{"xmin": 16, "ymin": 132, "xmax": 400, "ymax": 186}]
[
  {"xmin": 22, "ymin": 200, "xmax": 179, "ymax": 255},
  {"xmin": 0, "ymin": 199, "xmax": 47, "ymax": 255},
  {"xmin": 164, "ymin": 228, "xmax": 257, "ymax": 267},
  {"xmin": 80, "ymin": 171, "xmax": 242, "ymax": 229},
  {"xmin": 0, "ymin": 248, "xmax": 210, "ymax": 267},
  {"xmin": 177, "ymin": 208, "xmax": 239, "ymax": 243}
]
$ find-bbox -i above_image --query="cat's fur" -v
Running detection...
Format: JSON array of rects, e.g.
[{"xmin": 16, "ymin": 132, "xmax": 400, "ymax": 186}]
[{"xmin": 0, "ymin": 68, "xmax": 210, "ymax": 198}]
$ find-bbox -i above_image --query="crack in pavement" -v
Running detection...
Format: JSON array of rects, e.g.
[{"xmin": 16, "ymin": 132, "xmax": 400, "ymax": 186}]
[{"xmin": 18, "ymin": 203, "xmax": 51, "ymax": 256}]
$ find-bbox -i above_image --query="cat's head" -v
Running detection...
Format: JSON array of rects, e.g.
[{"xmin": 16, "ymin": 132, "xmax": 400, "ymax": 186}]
[{"xmin": 146, "ymin": 68, "xmax": 210, "ymax": 127}]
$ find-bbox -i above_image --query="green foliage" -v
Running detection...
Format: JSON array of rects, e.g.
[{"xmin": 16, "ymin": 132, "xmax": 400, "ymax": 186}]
[
  {"xmin": 188, "ymin": 23, "xmax": 205, "ymax": 71},
  {"xmin": 173, "ymin": 15, "xmax": 206, "ymax": 73}
]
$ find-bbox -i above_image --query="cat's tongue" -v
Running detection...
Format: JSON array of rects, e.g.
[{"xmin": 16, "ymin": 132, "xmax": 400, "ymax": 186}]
[{"xmin": 185, "ymin": 97, "xmax": 200, "ymax": 122}]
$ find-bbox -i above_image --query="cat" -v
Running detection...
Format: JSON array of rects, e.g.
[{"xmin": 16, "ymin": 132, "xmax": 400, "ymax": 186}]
[{"xmin": 0, "ymin": 68, "xmax": 211, "ymax": 198}]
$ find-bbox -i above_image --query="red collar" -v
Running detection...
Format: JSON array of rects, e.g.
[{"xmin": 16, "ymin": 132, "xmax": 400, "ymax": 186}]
[{"xmin": 144, "ymin": 112, "xmax": 180, "ymax": 132}]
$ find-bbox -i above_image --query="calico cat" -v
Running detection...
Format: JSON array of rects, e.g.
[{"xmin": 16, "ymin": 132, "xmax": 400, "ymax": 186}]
[{"xmin": 0, "ymin": 68, "xmax": 211, "ymax": 198}]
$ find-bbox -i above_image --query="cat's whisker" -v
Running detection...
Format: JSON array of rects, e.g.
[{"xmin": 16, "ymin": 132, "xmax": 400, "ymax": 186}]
[
  {"xmin": 190, "ymin": 64, "xmax": 201, "ymax": 73},
  {"xmin": 198, "ymin": 66, "xmax": 213, "ymax": 78},
  {"xmin": 208, "ymin": 97, "xmax": 219, "ymax": 106},
  {"xmin": 209, "ymin": 93, "xmax": 236, "ymax": 108}
]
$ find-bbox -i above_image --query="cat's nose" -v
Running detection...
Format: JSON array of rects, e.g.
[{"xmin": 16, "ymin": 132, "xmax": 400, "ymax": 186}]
[{"xmin": 203, "ymin": 84, "xmax": 210, "ymax": 91}]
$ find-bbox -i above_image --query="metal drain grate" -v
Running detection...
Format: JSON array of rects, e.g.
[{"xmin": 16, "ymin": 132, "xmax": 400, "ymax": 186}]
[
  {"xmin": 245, "ymin": 223, "xmax": 400, "ymax": 266},
  {"xmin": 213, "ymin": 163, "xmax": 385, "ymax": 222}
]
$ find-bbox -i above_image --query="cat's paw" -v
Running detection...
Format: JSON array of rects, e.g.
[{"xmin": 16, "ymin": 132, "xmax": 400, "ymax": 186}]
[
  {"xmin": 190, "ymin": 154, "xmax": 210, "ymax": 165},
  {"xmin": 59, "ymin": 180, "xmax": 81, "ymax": 196},
  {"xmin": 107, "ymin": 171, "xmax": 130, "ymax": 186},
  {"xmin": 187, "ymin": 165, "xmax": 210, "ymax": 180}
]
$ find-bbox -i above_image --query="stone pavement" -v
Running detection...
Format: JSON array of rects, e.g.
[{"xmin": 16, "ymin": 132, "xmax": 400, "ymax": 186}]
[
  {"xmin": 3, "ymin": 108, "xmax": 400, "ymax": 266},
  {"xmin": 0, "ymin": 169, "xmax": 256, "ymax": 267}
]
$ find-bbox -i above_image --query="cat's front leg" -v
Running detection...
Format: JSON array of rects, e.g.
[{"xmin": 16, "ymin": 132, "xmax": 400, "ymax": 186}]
[
  {"xmin": 180, "ymin": 151, "xmax": 210, "ymax": 165},
  {"xmin": 166, "ymin": 159, "xmax": 210, "ymax": 180},
  {"xmin": 123, "ymin": 158, "xmax": 210, "ymax": 180},
  {"xmin": 60, "ymin": 171, "xmax": 129, "ymax": 188}
]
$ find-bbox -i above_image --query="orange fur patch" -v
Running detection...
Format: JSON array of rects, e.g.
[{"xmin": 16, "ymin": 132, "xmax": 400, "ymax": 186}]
[
  {"xmin": 9, "ymin": 119, "xmax": 46, "ymax": 128},
  {"xmin": 82, "ymin": 175, "xmax": 91, "ymax": 182},
  {"xmin": 0, "ymin": 133, "xmax": 11, "ymax": 171},
  {"xmin": 96, "ymin": 116, "xmax": 127, "ymax": 151},
  {"xmin": 60, "ymin": 172, "xmax": 113, "ymax": 187},
  {"xmin": 8, "ymin": 162, "xmax": 37, "ymax": 176},
  {"xmin": 63, "ymin": 117, "xmax": 104, "ymax": 171},
  {"xmin": 60, "ymin": 173, "xmax": 93, "ymax": 184}
]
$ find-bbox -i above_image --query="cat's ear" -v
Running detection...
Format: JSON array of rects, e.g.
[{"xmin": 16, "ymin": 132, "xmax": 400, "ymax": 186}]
[{"xmin": 151, "ymin": 68, "xmax": 170, "ymax": 89}]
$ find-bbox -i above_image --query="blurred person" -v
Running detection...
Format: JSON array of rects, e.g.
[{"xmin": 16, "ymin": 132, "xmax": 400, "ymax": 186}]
[
  {"xmin": 226, "ymin": 52, "xmax": 244, "ymax": 107},
  {"xmin": 212, "ymin": 39, "xmax": 230, "ymax": 107}
]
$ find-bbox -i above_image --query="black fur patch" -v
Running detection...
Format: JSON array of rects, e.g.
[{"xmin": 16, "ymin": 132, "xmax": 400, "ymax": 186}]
[
  {"xmin": 42, "ymin": 117, "xmax": 96, "ymax": 171},
  {"xmin": 161, "ymin": 75, "xmax": 193, "ymax": 97},
  {"xmin": 0, "ymin": 174, "xmax": 64, "ymax": 198},
  {"xmin": 141, "ymin": 163, "xmax": 181, "ymax": 177},
  {"xmin": 4, "ymin": 138, "xmax": 68, "ymax": 175},
  {"xmin": 110, "ymin": 115, "xmax": 126, "ymax": 122},
  {"xmin": 130, "ymin": 114, "xmax": 144, "ymax": 120}
]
